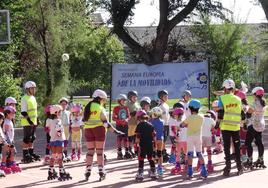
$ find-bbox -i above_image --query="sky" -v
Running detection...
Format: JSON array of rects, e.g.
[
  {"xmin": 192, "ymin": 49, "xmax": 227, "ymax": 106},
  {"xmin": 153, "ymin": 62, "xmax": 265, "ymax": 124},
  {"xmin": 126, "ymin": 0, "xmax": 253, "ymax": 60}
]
[{"xmin": 101, "ymin": 0, "xmax": 267, "ymax": 26}]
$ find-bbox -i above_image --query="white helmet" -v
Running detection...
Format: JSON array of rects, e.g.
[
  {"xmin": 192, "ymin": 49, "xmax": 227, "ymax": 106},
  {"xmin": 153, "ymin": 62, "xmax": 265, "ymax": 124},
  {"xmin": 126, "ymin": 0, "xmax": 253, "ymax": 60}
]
[
  {"xmin": 117, "ymin": 94, "xmax": 127, "ymax": 101},
  {"xmin": 59, "ymin": 97, "xmax": 69, "ymax": 104},
  {"xmin": 5, "ymin": 97, "xmax": 17, "ymax": 105},
  {"xmin": 151, "ymin": 106, "xmax": 163, "ymax": 117},
  {"xmin": 25, "ymin": 81, "xmax": 36, "ymax": 89},
  {"xmin": 222, "ymin": 79, "xmax": 235, "ymax": 89},
  {"xmin": 50, "ymin": 105, "xmax": 63, "ymax": 115},
  {"xmin": 251, "ymin": 86, "xmax": 264, "ymax": 94},
  {"xmin": 92, "ymin": 89, "xmax": 107, "ymax": 99},
  {"xmin": 141, "ymin": 96, "xmax": 151, "ymax": 104}
]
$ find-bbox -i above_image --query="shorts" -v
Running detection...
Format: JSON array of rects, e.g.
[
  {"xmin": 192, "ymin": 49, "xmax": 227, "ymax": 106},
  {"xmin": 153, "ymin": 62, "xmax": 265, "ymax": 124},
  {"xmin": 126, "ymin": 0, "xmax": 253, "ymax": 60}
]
[
  {"xmin": 128, "ymin": 124, "xmax": 137, "ymax": 136},
  {"xmin": 202, "ymin": 136, "xmax": 212, "ymax": 147},
  {"xmin": 116, "ymin": 125, "xmax": 128, "ymax": 137},
  {"xmin": 139, "ymin": 144, "xmax": 154, "ymax": 159},
  {"xmin": 187, "ymin": 135, "xmax": 202, "ymax": 153},
  {"xmin": 23, "ymin": 126, "xmax": 36, "ymax": 143},
  {"xmin": 63, "ymin": 126, "xmax": 70, "ymax": 140},
  {"xmin": 50, "ymin": 140, "xmax": 64, "ymax": 147},
  {"xmin": 84, "ymin": 126, "xmax": 106, "ymax": 142},
  {"xmin": 72, "ymin": 130, "xmax": 82, "ymax": 142},
  {"xmin": 163, "ymin": 125, "xmax": 169, "ymax": 142}
]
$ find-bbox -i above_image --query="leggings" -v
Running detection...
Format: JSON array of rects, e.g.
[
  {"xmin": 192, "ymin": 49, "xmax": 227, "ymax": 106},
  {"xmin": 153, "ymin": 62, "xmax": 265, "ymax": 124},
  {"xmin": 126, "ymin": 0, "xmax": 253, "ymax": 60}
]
[{"xmin": 245, "ymin": 125, "xmax": 264, "ymax": 158}]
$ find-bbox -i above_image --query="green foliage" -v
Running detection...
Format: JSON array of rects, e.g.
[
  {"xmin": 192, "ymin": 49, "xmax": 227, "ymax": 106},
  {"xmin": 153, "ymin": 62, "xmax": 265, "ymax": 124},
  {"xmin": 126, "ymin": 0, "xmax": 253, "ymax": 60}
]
[{"xmin": 191, "ymin": 15, "xmax": 255, "ymax": 94}]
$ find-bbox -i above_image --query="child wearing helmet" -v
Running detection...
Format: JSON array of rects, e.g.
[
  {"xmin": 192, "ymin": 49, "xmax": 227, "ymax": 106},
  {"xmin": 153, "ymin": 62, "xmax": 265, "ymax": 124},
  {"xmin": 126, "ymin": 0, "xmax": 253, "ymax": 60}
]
[
  {"xmin": 43, "ymin": 105, "xmax": 52, "ymax": 164},
  {"xmin": 70, "ymin": 104, "xmax": 84, "ymax": 161},
  {"xmin": 211, "ymin": 100, "xmax": 222, "ymax": 154},
  {"xmin": 150, "ymin": 107, "xmax": 164, "ymax": 176},
  {"xmin": 157, "ymin": 90, "xmax": 170, "ymax": 162},
  {"xmin": 178, "ymin": 90, "xmax": 192, "ymax": 118},
  {"xmin": 126, "ymin": 91, "xmax": 140, "ymax": 157},
  {"xmin": 135, "ymin": 110, "xmax": 158, "ymax": 181},
  {"xmin": 58, "ymin": 97, "xmax": 71, "ymax": 162},
  {"xmin": 1, "ymin": 106, "xmax": 21, "ymax": 174},
  {"xmin": 169, "ymin": 108, "xmax": 188, "ymax": 175},
  {"xmin": 4, "ymin": 97, "xmax": 17, "ymax": 109},
  {"xmin": 112, "ymin": 94, "xmax": 131, "ymax": 159},
  {"xmin": 244, "ymin": 87, "xmax": 266, "ymax": 169},
  {"xmin": 46, "ymin": 104, "xmax": 72, "ymax": 181},
  {"xmin": 181, "ymin": 99, "xmax": 208, "ymax": 179},
  {"xmin": 0, "ymin": 112, "xmax": 6, "ymax": 177},
  {"xmin": 199, "ymin": 110, "xmax": 216, "ymax": 173}
]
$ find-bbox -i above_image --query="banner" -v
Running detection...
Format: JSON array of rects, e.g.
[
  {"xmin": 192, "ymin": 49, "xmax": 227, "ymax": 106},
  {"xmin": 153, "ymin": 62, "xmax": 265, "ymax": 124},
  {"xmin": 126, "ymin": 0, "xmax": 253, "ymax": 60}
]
[{"xmin": 112, "ymin": 62, "xmax": 208, "ymax": 100}]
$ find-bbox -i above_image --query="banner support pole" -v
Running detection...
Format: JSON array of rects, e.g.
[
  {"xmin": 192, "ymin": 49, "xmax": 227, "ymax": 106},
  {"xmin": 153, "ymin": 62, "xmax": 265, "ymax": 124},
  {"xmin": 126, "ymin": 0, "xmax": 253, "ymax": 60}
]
[
  {"xmin": 109, "ymin": 62, "xmax": 113, "ymax": 122},
  {"xmin": 208, "ymin": 59, "xmax": 211, "ymax": 110}
]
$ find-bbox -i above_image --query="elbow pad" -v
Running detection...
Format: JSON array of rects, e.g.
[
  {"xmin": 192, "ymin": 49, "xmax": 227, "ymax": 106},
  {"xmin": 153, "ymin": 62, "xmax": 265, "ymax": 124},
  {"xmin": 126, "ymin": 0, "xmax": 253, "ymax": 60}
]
[
  {"xmin": 241, "ymin": 111, "xmax": 246, "ymax": 121},
  {"xmin": 217, "ymin": 109, "xmax": 224, "ymax": 119},
  {"xmin": 246, "ymin": 112, "xmax": 252, "ymax": 119},
  {"xmin": 21, "ymin": 112, "xmax": 28, "ymax": 117}
]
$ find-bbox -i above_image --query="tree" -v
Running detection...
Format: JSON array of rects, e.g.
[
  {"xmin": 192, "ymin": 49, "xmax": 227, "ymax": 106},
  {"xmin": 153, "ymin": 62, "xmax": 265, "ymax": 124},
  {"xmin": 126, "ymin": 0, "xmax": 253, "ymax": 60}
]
[
  {"xmin": 191, "ymin": 15, "xmax": 255, "ymax": 93},
  {"xmin": 96, "ymin": 0, "xmax": 228, "ymax": 65}
]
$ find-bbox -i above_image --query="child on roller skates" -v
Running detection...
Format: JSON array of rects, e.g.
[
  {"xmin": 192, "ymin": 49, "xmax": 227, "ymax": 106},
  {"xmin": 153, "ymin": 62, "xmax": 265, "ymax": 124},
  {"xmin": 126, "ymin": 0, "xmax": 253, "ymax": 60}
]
[
  {"xmin": 1, "ymin": 106, "xmax": 21, "ymax": 174},
  {"xmin": 46, "ymin": 105, "xmax": 72, "ymax": 181},
  {"xmin": 113, "ymin": 94, "xmax": 131, "ymax": 159},
  {"xmin": 150, "ymin": 107, "xmax": 164, "ymax": 176},
  {"xmin": 70, "ymin": 103, "xmax": 83, "ymax": 161},
  {"xmin": 244, "ymin": 87, "xmax": 267, "ymax": 170},
  {"xmin": 170, "ymin": 108, "xmax": 188, "ymax": 175},
  {"xmin": 211, "ymin": 100, "xmax": 223, "ymax": 154},
  {"xmin": 43, "ymin": 105, "xmax": 51, "ymax": 164},
  {"xmin": 59, "ymin": 97, "xmax": 71, "ymax": 163},
  {"xmin": 126, "ymin": 91, "xmax": 140, "ymax": 158},
  {"xmin": 135, "ymin": 110, "xmax": 158, "ymax": 181},
  {"xmin": 0, "ymin": 112, "xmax": 6, "ymax": 177},
  {"xmin": 181, "ymin": 99, "xmax": 208, "ymax": 179},
  {"xmin": 198, "ymin": 110, "xmax": 216, "ymax": 173}
]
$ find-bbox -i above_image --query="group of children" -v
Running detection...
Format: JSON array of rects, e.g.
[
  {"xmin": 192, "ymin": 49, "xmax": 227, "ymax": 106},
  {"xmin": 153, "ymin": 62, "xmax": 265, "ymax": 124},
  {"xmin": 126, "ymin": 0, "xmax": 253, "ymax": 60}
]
[{"xmin": 0, "ymin": 83, "xmax": 266, "ymax": 182}]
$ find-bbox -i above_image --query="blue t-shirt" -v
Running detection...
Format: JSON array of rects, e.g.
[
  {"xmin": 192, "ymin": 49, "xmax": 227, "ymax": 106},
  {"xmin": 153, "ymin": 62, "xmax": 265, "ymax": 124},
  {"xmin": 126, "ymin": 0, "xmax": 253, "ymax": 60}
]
[{"xmin": 150, "ymin": 118, "xmax": 164, "ymax": 140}]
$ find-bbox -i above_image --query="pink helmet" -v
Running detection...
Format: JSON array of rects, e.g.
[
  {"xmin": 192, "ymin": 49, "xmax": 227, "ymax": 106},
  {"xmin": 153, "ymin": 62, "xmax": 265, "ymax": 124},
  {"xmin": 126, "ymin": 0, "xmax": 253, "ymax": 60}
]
[
  {"xmin": 252, "ymin": 87, "xmax": 265, "ymax": 96},
  {"xmin": 172, "ymin": 108, "xmax": 184, "ymax": 116},
  {"xmin": 136, "ymin": 110, "xmax": 147, "ymax": 118},
  {"xmin": 44, "ymin": 105, "xmax": 51, "ymax": 114},
  {"xmin": 206, "ymin": 110, "xmax": 216, "ymax": 120},
  {"xmin": 235, "ymin": 90, "xmax": 246, "ymax": 100},
  {"xmin": 4, "ymin": 106, "xmax": 16, "ymax": 113},
  {"xmin": 71, "ymin": 104, "xmax": 82, "ymax": 113}
]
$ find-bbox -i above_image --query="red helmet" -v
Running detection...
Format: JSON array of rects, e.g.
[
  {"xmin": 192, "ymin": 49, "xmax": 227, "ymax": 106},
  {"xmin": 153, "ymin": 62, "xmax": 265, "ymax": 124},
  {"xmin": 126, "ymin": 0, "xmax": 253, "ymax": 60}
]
[
  {"xmin": 235, "ymin": 90, "xmax": 246, "ymax": 100},
  {"xmin": 136, "ymin": 110, "xmax": 147, "ymax": 118},
  {"xmin": 172, "ymin": 108, "xmax": 184, "ymax": 116}
]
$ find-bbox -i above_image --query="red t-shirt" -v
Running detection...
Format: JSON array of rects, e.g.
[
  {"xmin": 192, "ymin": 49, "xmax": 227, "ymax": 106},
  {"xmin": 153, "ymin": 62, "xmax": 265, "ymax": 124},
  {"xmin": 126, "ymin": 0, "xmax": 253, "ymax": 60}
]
[{"xmin": 112, "ymin": 106, "xmax": 130, "ymax": 126}]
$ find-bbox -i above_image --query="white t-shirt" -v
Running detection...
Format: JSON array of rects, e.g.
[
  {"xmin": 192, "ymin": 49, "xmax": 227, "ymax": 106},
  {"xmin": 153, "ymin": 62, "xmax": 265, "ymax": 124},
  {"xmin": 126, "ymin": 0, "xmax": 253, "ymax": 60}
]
[
  {"xmin": 60, "ymin": 110, "xmax": 71, "ymax": 127},
  {"xmin": 46, "ymin": 118, "xmax": 66, "ymax": 142},
  {"xmin": 71, "ymin": 116, "xmax": 83, "ymax": 128},
  {"xmin": 179, "ymin": 100, "xmax": 191, "ymax": 118},
  {"xmin": 202, "ymin": 117, "xmax": 216, "ymax": 137},
  {"xmin": 159, "ymin": 102, "xmax": 170, "ymax": 125},
  {"xmin": 250, "ymin": 100, "xmax": 266, "ymax": 132},
  {"xmin": 168, "ymin": 117, "xmax": 180, "ymax": 137},
  {"xmin": 3, "ymin": 119, "xmax": 14, "ymax": 144}
]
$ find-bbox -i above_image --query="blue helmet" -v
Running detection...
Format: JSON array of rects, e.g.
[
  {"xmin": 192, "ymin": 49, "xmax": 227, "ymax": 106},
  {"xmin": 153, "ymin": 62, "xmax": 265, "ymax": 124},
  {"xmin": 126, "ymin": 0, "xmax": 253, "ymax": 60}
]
[{"xmin": 188, "ymin": 99, "xmax": 201, "ymax": 109}]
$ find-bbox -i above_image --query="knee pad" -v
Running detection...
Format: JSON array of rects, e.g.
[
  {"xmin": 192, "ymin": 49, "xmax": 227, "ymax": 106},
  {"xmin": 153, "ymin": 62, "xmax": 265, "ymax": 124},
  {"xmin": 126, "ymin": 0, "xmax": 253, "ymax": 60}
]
[
  {"xmin": 64, "ymin": 140, "xmax": 68, "ymax": 147},
  {"xmin": 87, "ymin": 148, "xmax": 95, "ymax": 157},
  {"xmin": 96, "ymin": 148, "xmax": 104, "ymax": 156},
  {"xmin": 31, "ymin": 135, "xmax": 36, "ymax": 143},
  {"xmin": 23, "ymin": 137, "xmax": 31, "ymax": 144},
  {"xmin": 196, "ymin": 152, "xmax": 203, "ymax": 159},
  {"xmin": 187, "ymin": 151, "xmax": 194, "ymax": 158},
  {"xmin": 157, "ymin": 150, "xmax": 162, "ymax": 158},
  {"xmin": 138, "ymin": 156, "xmax": 144, "ymax": 161},
  {"xmin": 206, "ymin": 149, "xmax": 212, "ymax": 155}
]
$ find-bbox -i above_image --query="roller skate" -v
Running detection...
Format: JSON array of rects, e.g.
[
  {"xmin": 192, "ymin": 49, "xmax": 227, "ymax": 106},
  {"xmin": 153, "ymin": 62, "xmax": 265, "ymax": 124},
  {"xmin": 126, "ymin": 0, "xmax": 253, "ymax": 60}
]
[
  {"xmin": 200, "ymin": 165, "xmax": 208, "ymax": 179},
  {"xmin": 243, "ymin": 158, "xmax": 253, "ymax": 170},
  {"xmin": 135, "ymin": 169, "xmax": 144, "ymax": 182},
  {"xmin": 0, "ymin": 170, "xmax": 5, "ymax": 177},
  {"xmin": 98, "ymin": 167, "xmax": 106, "ymax": 181},
  {"xmin": 117, "ymin": 150, "xmax": 123, "ymax": 160},
  {"xmin": 9, "ymin": 161, "xmax": 21, "ymax": 173},
  {"xmin": 149, "ymin": 168, "xmax": 158, "ymax": 180},
  {"xmin": 206, "ymin": 160, "xmax": 214, "ymax": 173},
  {"xmin": 236, "ymin": 166, "xmax": 243, "ymax": 176},
  {"xmin": 129, "ymin": 148, "xmax": 136, "ymax": 158},
  {"xmin": 171, "ymin": 163, "xmax": 182, "ymax": 175},
  {"xmin": 162, "ymin": 150, "xmax": 170, "ymax": 163},
  {"xmin": 58, "ymin": 168, "xmax": 72, "ymax": 181},
  {"xmin": 253, "ymin": 157, "xmax": 266, "ymax": 169},
  {"xmin": 212, "ymin": 147, "xmax": 222, "ymax": 155},
  {"xmin": 21, "ymin": 154, "xmax": 34, "ymax": 163},
  {"xmin": 187, "ymin": 165, "xmax": 193, "ymax": 179},
  {"xmin": 29, "ymin": 149, "xmax": 41, "ymax": 161},
  {"xmin": 0, "ymin": 163, "xmax": 11, "ymax": 174},
  {"xmin": 168, "ymin": 153, "xmax": 176, "ymax": 164},
  {"xmin": 62, "ymin": 153, "xmax": 71, "ymax": 163},
  {"xmin": 47, "ymin": 167, "xmax": 58, "ymax": 180},
  {"xmin": 223, "ymin": 164, "xmax": 231, "ymax": 177},
  {"xmin": 124, "ymin": 151, "xmax": 132, "ymax": 159},
  {"xmin": 84, "ymin": 166, "xmax": 91, "ymax": 181},
  {"xmin": 43, "ymin": 155, "xmax": 50, "ymax": 165},
  {"xmin": 195, "ymin": 160, "xmax": 201, "ymax": 172},
  {"xmin": 157, "ymin": 165, "xmax": 163, "ymax": 176},
  {"xmin": 104, "ymin": 154, "xmax": 107, "ymax": 163},
  {"xmin": 71, "ymin": 152, "xmax": 77, "ymax": 161}
]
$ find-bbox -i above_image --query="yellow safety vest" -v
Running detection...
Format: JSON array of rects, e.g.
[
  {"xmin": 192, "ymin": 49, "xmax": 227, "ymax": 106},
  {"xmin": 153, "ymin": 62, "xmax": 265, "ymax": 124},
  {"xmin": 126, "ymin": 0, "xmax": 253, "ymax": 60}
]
[
  {"xmin": 84, "ymin": 102, "xmax": 104, "ymax": 129},
  {"xmin": 220, "ymin": 94, "xmax": 242, "ymax": 131},
  {"xmin": 21, "ymin": 95, "xmax": 38, "ymax": 126}
]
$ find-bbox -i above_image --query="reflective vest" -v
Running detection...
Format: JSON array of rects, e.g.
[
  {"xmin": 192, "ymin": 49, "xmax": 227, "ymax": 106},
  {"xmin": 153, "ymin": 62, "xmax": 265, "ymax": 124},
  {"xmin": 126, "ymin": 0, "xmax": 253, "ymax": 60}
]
[
  {"xmin": 21, "ymin": 95, "xmax": 38, "ymax": 126},
  {"xmin": 220, "ymin": 94, "xmax": 241, "ymax": 131},
  {"xmin": 84, "ymin": 102, "xmax": 104, "ymax": 129}
]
